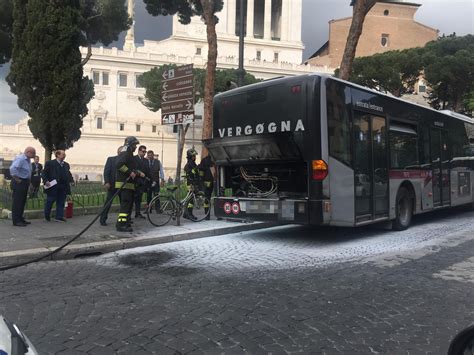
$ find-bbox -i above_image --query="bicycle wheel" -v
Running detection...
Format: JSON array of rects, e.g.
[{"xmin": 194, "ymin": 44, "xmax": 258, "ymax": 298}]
[
  {"xmin": 189, "ymin": 192, "xmax": 210, "ymax": 222},
  {"xmin": 147, "ymin": 195, "xmax": 175, "ymax": 227}
]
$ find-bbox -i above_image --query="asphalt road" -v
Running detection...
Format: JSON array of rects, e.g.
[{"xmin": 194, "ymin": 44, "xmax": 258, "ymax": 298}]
[{"xmin": 1, "ymin": 207, "xmax": 473, "ymax": 354}]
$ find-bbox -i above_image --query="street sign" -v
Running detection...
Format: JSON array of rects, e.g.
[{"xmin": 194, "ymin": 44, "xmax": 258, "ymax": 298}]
[{"xmin": 161, "ymin": 64, "xmax": 194, "ymax": 125}]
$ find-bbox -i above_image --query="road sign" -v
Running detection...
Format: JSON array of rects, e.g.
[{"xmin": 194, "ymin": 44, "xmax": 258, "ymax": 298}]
[{"xmin": 161, "ymin": 64, "xmax": 194, "ymax": 125}]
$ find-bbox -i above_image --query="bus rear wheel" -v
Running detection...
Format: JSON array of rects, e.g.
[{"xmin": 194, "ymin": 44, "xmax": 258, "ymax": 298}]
[{"xmin": 393, "ymin": 187, "xmax": 413, "ymax": 231}]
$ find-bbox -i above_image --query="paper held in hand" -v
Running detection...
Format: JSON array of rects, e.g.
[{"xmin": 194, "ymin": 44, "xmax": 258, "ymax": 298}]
[{"xmin": 44, "ymin": 179, "xmax": 57, "ymax": 190}]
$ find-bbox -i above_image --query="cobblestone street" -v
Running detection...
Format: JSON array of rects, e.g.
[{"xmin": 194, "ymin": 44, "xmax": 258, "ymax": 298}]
[{"xmin": 1, "ymin": 208, "xmax": 473, "ymax": 354}]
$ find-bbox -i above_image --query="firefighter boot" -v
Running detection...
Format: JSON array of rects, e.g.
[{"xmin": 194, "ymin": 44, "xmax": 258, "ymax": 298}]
[
  {"xmin": 183, "ymin": 208, "xmax": 197, "ymax": 221},
  {"xmin": 116, "ymin": 223, "xmax": 133, "ymax": 232},
  {"xmin": 205, "ymin": 207, "xmax": 210, "ymax": 220},
  {"xmin": 116, "ymin": 213, "xmax": 133, "ymax": 232}
]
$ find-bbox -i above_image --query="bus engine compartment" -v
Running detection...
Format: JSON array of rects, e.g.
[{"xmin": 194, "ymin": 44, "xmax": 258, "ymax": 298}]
[{"xmin": 219, "ymin": 162, "xmax": 308, "ymax": 199}]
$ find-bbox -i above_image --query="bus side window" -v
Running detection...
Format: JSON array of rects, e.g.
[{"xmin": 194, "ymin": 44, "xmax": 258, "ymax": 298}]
[
  {"xmin": 389, "ymin": 121, "xmax": 418, "ymax": 169},
  {"xmin": 327, "ymin": 81, "xmax": 351, "ymax": 165}
]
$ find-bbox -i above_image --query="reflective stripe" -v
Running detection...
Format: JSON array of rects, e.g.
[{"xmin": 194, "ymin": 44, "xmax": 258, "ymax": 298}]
[
  {"xmin": 118, "ymin": 212, "xmax": 128, "ymax": 222},
  {"xmin": 199, "ymin": 171, "xmax": 204, "ymax": 176},
  {"xmin": 115, "ymin": 182, "xmax": 135, "ymax": 190},
  {"xmin": 119, "ymin": 165, "xmax": 128, "ymax": 173},
  {"xmin": 204, "ymin": 181, "xmax": 211, "ymax": 187},
  {"xmin": 203, "ymin": 203, "xmax": 209, "ymax": 208},
  {"xmin": 187, "ymin": 203, "xmax": 193, "ymax": 208}
]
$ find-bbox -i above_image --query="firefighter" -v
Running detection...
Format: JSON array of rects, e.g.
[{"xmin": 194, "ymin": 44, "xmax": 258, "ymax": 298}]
[
  {"xmin": 183, "ymin": 148, "xmax": 199, "ymax": 221},
  {"xmin": 115, "ymin": 136, "xmax": 145, "ymax": 232},
  {"xmin": 198, "ymin": 155, "xmax": 214, "ymax": 220}
]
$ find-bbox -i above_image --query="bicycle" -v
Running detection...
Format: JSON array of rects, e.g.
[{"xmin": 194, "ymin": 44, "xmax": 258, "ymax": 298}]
[{"xmin": 146, "ymin": 185, "xmax": 210, "ymax": 227}]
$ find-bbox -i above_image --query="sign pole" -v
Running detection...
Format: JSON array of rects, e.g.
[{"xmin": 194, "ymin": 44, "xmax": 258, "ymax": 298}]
[{"xmin": 176, "ymin": 124, "xmax": 181, "ymax": 226}]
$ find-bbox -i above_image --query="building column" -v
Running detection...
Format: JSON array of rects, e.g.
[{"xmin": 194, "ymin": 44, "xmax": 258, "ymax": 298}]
[
  {"xmin": 228, "ymin": 0, "xmax": 237, "ymax": 36},
  {"xmin": 264, "ymin": 0, "xmax": 272, "ymax": 40},
  {"xmin": 280, "ymin": 0, "xmax": 289, "ymax": 41},
  {"xmin": 247, "ymin": 0, "xmax": 254, "ymax": 39},
  {"xmin": 124, "ymin": 0, "xmax": 135, "ymax": 51}
]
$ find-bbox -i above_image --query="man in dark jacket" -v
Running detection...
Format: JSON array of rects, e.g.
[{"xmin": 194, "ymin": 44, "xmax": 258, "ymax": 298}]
[
  {"xmin": 183, "ymin": 148, "xmax": 199, "ymax": 220},
  {"xmin": 146, "ymin": 150, "xmax": 164, "ymax": 213},
  {"xmin": 29, "ymin": 155, "xmax": 43, "ymax": 198},
  {"xmin": 99, "ymin": 146, "xmax": 122, "ymax": 226},
  {"xmin": 115, "ymin": 137, "xmax": 144, "ymax": 232},
  {"xmin": 133, "ymin": 145, "xmax": 150, "ymax": 219},
  {"xmin": 42, "ymin": 150, "xmax": 74, "ymax": 222},
  {"xmin": 198, "ymin": 155, "xmax": 214, "ymax": 220}
]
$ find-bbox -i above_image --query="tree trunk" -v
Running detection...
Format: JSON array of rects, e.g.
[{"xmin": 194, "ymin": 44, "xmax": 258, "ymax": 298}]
[
  {"xmin": 200, "ymin": 0, "xmax": 218, "ymax": 158},
  {"xmin": 175, "ymin": 124, "xmax": 190, "ymax": 183},
  {"xmin": 339, "ymin": 0, "xmax": 377, "ymax": 80},
  {"xmin": 44, "ymin": 147, "xmax": 52, "ymax": 162},
  {"xmin": 81, "ymin": 43, "xmax": 92, "ymax": 66}
]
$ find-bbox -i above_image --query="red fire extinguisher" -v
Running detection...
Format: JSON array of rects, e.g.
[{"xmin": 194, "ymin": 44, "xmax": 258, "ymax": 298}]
[{"xmin": 65, "ymin": 199, "xmax": 74, "ymax": 218}]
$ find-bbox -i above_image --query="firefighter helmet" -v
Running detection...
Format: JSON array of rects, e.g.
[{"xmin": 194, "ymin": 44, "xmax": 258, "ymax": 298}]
[
  {"xmin": 124, "ymin": 136, "xmax": 140, "ymax": 147},
  {"xmin": 186, "ymin": 148, "xmax": 198, "ymax": 159}
]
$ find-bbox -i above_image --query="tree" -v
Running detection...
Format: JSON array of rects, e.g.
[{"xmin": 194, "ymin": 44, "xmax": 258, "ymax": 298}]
[
  {"xmin": 339, "ymin": 0, "xmax": 377, "ymax": 80},
  {"xmin": 143, "ymin": 0, "xmax": 224, "ymax": 154},
  {"xmin": 347, "ymin": 48, "xmax": 423, "ymax": 97},
  {"xmin": 139, "ymin": 64, "xmax": 259, "ymax": 181},
  {"xmin": 7, "ymin": 0, "xmax": 94, "ymax": 161},
  {"xmin": 422, "ymin": 34, "xmax": 474, "ymax": 113},
  {"xmin": 0, "ymin": 0, "xmax": 13, "ymax": 65},
  {"xmin": 79, "ymin": 0, "xmax": 131, "ymax": 65}
]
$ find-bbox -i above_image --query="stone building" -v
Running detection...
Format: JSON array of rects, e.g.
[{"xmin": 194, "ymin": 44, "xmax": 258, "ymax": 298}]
[
  {"xmin": 0, "ymin": 0, "xmax": 331, "ymax": 180},
  {"xmin": 306, "ymin": 0, "xmax": 439, "ymax": 69}
]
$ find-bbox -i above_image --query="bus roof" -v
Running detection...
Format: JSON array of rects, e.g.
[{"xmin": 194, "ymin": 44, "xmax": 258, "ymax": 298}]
[
  {"xmin": 320, "ymin": 73, "xmax": 474, "ymax": 125},
  {"xmin": 215, "ymin": 73, "xmax": 474, "ymax": 125}
]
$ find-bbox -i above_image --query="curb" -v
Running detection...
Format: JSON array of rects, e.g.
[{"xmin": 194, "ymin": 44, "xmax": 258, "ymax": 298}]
[{"xmin": 0, "ymin": 221, "xmax": 277, "ymax": 268}]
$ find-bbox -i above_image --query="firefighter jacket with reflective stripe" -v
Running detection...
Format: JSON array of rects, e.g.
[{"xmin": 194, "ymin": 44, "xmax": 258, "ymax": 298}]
[
  {"xmin": 198, "ymin": 156, "xmax": 214, "ymax": 188},
  {"xmin": 115, "ymin": 147, "xmax": 139, "ymax": 190},
  {"xmin": 184, "ymin": 159, "xmax": 199, "ymax": 186}
]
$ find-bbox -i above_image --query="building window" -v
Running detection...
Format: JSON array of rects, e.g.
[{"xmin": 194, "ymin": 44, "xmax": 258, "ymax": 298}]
[
  {"xmin": 273, "ymin": 52, "xmax": 279, "ymax": 63},
  {"xmin": 256, "ymin": 50, "xmax": 261, "ymax": 61},
  {"xmin": 92, "ymin": 71, "xmax": 100, "ymax": 85},
  {"xmin": 96, "ymin": 117, "xmax": 102, "ymax": 129},
  {"xmin": 136, "ymin": 124, "xmax": 141, "ymax": 132},
  {"xmin": 119, "ymin": 73, "xmax": 128, "ymax": 87},
  {"xmin": 152, "ymin": 125, "xmax": 157, "ymax": 133},
  {"xmin": 254, "ymin": 0, "xmax": 264, "ymax": 38},
  {"xmin": 196, "ymin": 47, "xmax": 202, "ymax": 55},
  {"xmin": 384, "ymin": 9, "xmax": 389, "ymax": 16},
  {"xmin": 119, "ymin": 123, "xmax": 124, "ymax": 131},
  {"xmin": 381, "ymin": 34, "xmax": 390, "ymax": 47},
  {"xmin": 102, "ymin": 72, "xmax": 109, "ymax": 86},
  {"xmin": 135, "ymin": 74, "xmax": 144, "ymax": 88},
  {"xmin": 419, "ymin": 85, "xmax": 426, "ymax": 93},
  {"xmin": 271, "ymin": 0, "xmax": 282, "ymax": 40}
]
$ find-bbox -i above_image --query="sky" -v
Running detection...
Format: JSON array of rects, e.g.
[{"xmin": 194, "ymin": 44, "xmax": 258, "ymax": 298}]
[{"xmin": 1, "ymin": 0, "xmax": 473, "ymax": 125}]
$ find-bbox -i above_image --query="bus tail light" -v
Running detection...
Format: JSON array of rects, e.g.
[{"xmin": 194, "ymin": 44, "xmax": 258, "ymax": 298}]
[{"xmin": 312, "ymin": 160, "xmax": 328, "ymax": 181}]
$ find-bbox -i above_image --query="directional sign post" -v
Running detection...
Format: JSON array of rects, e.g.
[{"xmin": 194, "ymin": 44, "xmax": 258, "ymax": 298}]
[{"xmin": 161, "ymin": 64, "xmax": 194, "ymax": 125}]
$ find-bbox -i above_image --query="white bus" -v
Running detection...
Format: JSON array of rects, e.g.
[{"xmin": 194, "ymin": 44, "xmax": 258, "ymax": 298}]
[{"xmin": 205, "ymin": 74, "xmax": 474, "ymax": 230}]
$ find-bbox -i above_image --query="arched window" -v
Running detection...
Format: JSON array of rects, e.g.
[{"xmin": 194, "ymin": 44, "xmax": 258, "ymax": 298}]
[
  {"xmin": 384, "ymin": 9, "xmax": 389, "ymax": 16},
  {"xmin": 96, "ymin": 117, "xmax": 102, "ymax": 129},
  {"xmin": 381, "ymin": 34, "xmax": 389, "ymax": 47}
]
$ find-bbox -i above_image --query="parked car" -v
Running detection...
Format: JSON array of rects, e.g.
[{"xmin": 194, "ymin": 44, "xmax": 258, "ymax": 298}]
[{"xmin": 0, "ymin": 315, "xmax": 38, "ymax": 355}]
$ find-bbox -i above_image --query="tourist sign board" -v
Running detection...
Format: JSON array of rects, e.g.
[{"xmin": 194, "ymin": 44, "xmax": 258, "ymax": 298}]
[{"xmin": 161, "ymin": 64, "xmax": 194, "ymax": 125}]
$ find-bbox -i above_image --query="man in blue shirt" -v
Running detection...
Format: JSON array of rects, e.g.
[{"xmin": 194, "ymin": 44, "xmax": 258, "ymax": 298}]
[{"xmin": 9, "ymin": 146, "xmax": 36, "ymax": 226}]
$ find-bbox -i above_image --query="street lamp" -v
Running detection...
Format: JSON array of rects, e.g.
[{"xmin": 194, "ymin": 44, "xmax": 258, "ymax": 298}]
[{"xmin": 237, "ymin": 0, "xmax": 246, "ymax": 87}]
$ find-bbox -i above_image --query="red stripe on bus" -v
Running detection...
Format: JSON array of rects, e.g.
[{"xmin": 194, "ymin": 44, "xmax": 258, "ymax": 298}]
[{"xmin": 389, "ymin": 170, "xmax": 431, "ymax": 179}]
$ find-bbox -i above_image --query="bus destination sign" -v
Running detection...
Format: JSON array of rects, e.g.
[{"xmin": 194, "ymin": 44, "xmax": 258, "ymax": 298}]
[{"xmin": 161, "ymin": 64, "xmax": 194, "ymax": 125}]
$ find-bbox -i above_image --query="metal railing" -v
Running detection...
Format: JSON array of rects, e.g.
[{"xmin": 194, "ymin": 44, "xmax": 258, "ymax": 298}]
[{"xmin": 0, "ymin": 180, "xmax": 186, "ymax": 212}]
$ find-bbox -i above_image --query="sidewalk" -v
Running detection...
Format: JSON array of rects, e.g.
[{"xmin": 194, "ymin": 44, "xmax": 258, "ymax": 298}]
[{"xmin": 0, "ymin": 212, "xmax": 274, "ymax": 267}]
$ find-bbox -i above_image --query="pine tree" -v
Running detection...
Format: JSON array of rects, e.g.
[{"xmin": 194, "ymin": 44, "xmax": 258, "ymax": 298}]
[{"xmin": 7, "ymin": 0, "xmax": 94, "ymax": 160}]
